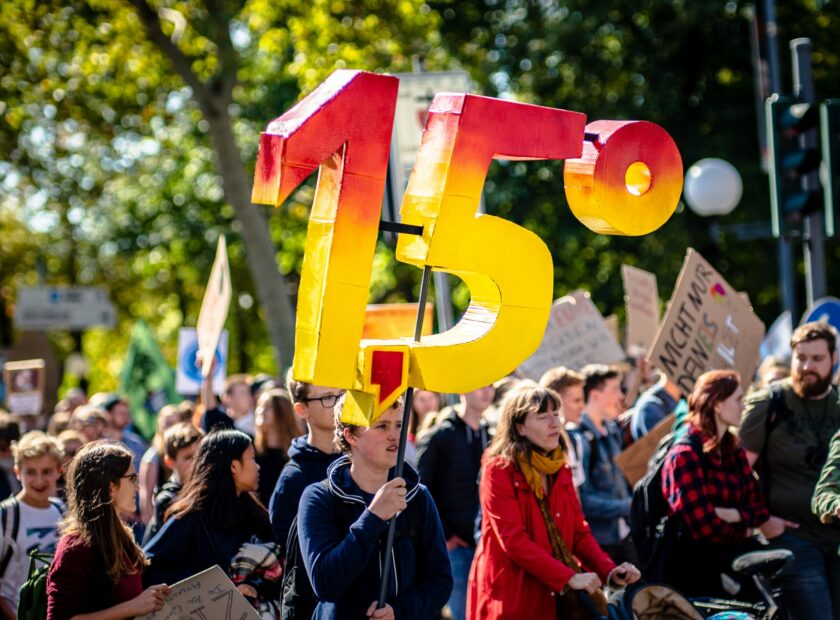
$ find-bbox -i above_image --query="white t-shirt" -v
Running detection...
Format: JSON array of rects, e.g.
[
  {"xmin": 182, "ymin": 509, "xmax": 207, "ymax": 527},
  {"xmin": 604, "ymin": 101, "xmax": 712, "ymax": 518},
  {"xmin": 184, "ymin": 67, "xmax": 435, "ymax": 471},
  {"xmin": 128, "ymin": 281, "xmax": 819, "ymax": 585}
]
[
  {"xmin": 0, "ymin": 499, "xmax": 63, "ymax": 609},
  {"xmin": 234, "ymin": 411, "xmax": 256, "ymax": 436}
]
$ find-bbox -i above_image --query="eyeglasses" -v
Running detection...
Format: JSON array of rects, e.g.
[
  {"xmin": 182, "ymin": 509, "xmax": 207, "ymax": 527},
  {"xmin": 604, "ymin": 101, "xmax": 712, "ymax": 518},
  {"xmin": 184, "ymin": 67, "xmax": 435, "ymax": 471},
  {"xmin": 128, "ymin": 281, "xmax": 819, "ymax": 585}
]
[
  {"xmin": 300, "ymin": 393, "xmax": 342, "ymax": 409},
  {"xmin": 122, "ymin": 473, "xmax": 139, "ymax": 484}
]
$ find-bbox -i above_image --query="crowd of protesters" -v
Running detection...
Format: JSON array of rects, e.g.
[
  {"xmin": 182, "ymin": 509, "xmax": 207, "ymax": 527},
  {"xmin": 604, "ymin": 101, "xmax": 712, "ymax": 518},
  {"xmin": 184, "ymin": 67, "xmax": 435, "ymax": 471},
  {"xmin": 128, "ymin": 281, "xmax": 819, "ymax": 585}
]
[{"xmin": 0, "ymin": 321, "xmax": 837, "ymax": 618}]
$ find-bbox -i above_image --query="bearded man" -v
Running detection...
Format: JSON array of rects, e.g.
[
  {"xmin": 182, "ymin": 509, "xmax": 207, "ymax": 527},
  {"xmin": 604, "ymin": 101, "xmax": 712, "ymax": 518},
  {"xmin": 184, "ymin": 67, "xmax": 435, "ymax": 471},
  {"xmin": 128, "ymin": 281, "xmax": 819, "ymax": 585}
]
[{"xmin": 741, "ymin": 321, "xmax": 840, "ymax": 620}]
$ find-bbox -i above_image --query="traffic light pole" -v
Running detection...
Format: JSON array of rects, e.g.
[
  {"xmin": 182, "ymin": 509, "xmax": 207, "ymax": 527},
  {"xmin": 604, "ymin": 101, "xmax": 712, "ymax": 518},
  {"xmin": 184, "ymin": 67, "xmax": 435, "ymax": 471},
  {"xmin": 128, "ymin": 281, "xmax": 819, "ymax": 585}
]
[
  {"xmin": 791, "ymin": 38, "xmax": 827, "ymax": 307},
  {"xmin": 763, "ymin": 0, "xmax": 798, "ymax": 320}
]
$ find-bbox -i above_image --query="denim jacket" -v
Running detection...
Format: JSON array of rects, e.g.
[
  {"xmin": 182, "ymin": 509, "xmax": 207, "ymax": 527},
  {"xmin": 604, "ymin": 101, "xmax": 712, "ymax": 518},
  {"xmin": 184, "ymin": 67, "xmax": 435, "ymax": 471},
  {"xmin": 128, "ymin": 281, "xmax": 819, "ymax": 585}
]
[{"xmin": 570, "ymin": 413, "xmax": 632, "ymax": 546}]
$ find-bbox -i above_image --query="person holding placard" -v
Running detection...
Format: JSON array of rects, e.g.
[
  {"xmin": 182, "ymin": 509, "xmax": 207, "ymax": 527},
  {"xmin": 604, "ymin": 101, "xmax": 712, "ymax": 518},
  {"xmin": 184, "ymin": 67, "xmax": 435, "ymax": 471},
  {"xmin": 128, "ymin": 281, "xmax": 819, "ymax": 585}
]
[
  {"xmin": 46, "ymin": 441, "xmax": 171, "ymax": 620},
  {"xmin": 143, "ymin": 429, "xmax": 281, "ymax": 613},
  {"xmin": 467, "ymin": 381, "xmax": 639, "ymax": 620},
  {"xmin": 297, "ymin": 395, "xmax": 452, "ymax": 619}
]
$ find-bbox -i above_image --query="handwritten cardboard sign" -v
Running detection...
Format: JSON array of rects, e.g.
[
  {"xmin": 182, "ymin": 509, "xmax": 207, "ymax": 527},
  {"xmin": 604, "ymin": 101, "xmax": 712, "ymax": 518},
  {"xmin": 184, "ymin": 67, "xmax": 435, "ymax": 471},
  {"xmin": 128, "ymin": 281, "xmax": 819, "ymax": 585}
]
[
  {"xmin": 616, "ymin": 413, "xmax": 675, "ymax": 486},
  {"xmin": 648, "ymin": 249, "xmax": 765, "ymax": 395},
  {"xmin": 518, "ymin": 290, "xmax": 626, "ymax": 379},
  {"xmin": 2, "ymin": 359, "xmax": 45, "ymax": 415},
  {"xmin": 139, "ymin": 565, "xmax": 259, "ymax": 620},
  {"xmin": 196, "ymin": 237, "xmax": 232, "ymax": 378},
  {"xmin": 621, "ymin": 264, "xmax": 660, "ymax": 354}
]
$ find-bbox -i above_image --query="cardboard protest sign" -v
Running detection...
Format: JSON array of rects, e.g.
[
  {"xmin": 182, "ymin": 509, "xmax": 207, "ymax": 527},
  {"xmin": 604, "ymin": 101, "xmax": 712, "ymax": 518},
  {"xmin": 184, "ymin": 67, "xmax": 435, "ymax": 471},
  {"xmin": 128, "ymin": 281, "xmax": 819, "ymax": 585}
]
[
  {"xmin": 518, "ymin": 290, "xmax": 626, "ymax": 379},
  {"xmin": 604, "ymin": 314, "xmax": 620, "ymax": 344},
  {"xmin": 621, "ymin": 265, "xmax": 660, "ymax": 354},
  {"xmin": 362, "ymin": 304, "xmax": 434, "ymax": 340},
  {"xmin": 139, "ymin": 565, "xmax": 259, "ymax": 620},
  {"xmin": 196, "ymin": 236, "xmax": 231, "ymax": 378},
  {"xmin": 648, "ymin": 249, "xmax": 765, "ymax": 395},
  {"xmin": 616, "ymin": 413, "xmax": 675, "ymax": 486},
  {"xmin": 176, "ymin": 328, "xmax": 228, "ymax": 396},
  {"xmin": 2, "ymin": 359, "xmax": 45, "ymax": 415}
]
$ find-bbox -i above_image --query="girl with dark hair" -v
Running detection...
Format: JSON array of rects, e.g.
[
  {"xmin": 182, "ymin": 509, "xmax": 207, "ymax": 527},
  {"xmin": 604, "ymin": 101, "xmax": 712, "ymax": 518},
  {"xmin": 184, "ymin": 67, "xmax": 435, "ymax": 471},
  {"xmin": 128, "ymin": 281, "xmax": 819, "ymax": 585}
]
[
  {"xmin": 297, "ymin": 395, "xmax": 452, "ymax": 619},
  {"xmin": 46, "ymin": 441, "xmax": 171, "ymax": 620},
  {"xmin": 143, "ymin": 429, "xmax": 281, "ymax": 613},
  {"xmin": 660, "ymin": 370, "xmax": 769, "ymax": 597},
  {"xmin": 468, "ymin": 381, "xmax": 638, "ymax": 620},
  {"xmin": 254, "ymin": 388, "xmax": 299, "ymax": 506}
]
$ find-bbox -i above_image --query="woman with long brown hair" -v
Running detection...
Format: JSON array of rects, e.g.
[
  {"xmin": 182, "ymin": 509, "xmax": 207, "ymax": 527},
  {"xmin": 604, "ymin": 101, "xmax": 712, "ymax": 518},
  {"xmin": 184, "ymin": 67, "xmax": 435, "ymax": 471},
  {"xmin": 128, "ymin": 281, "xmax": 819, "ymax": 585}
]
[
  {"xmin": 47, "ymin": 441, "xmax": 170, "ymax": 620},
  {"xmin": 660, "ymin": 369, "xmax": 769, "ymax": 597},
  {"xmin": 467, "ymin": 381, "xmax": 639, "ymax": 620},
  {"xmin": 254, "ymin": 388, "xmax": 300, "ymax": 506}
]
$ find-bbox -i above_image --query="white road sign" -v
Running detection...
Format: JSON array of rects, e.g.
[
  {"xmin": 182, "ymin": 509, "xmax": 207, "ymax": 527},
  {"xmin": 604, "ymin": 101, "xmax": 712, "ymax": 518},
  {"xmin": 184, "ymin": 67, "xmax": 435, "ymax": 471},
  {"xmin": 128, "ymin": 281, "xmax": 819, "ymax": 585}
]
[
  {"xmin": 14, "ymin": 286, "xmax": 116, "ymax": 330},
  {"xmin": 386, "ymin": 71, "xmax": 472, "ymax": 217}
]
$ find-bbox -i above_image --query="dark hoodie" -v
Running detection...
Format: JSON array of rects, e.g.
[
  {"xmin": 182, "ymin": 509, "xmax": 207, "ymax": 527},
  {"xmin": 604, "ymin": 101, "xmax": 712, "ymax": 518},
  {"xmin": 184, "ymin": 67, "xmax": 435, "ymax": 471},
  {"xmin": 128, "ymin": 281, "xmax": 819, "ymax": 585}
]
[
  {"xmin": 268, "ymin": 436, "xmax": 340, "ymax": 553},
  {"xmin": 416, "ymin": 411, "xmax": 490, "ymax": 544},
  {"xmin": 298, "ymin": 455, "xmax": 452, "ymax": 620}
]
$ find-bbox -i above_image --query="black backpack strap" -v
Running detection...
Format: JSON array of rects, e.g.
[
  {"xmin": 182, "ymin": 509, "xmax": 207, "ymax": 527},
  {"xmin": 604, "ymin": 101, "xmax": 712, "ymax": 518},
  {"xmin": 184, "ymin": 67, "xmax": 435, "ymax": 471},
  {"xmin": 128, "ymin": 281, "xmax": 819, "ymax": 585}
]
[
  {"xmin": 48, "ymin": 499, "xmax": 65, "ymax": 516},
  {"xmin": 583, "ymin": 430, "xmax": 600, "ymax": 479},
  {"xmin": 0, "ymin": 498, "xmax": 20, "ymax": 578},
  {"xmin": 758, "ymin": 385, "xmax": 790, "ymax": 492}
]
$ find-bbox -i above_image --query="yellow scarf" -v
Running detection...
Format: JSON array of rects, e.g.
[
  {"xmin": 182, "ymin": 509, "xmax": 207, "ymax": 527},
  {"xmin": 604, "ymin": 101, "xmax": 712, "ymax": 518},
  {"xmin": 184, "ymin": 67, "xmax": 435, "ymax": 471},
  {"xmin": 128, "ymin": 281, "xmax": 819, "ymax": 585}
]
[{"xmin": 516, "ymin": 447, "xmax": 566, "ymax": 500}]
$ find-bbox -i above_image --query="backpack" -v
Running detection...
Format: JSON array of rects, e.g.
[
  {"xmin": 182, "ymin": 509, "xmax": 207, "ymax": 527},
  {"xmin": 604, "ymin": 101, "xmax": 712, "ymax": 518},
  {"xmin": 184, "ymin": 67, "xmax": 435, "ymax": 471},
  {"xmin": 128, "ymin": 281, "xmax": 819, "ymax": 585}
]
[
  {"xmin": 754, "ymin": 384, "xmax": 791, "ymax": 494},
  {"xmin": 0, "ymin": 497, "xmax": 21, "ymax": 578},
  {"xmin": 17, "ymin": 550, "xmax": 53, "ymax": 620},
  {"xmin": 629, "ymin": 431, "xmax": 704, "ymax": 568},
  {"xmin": 280, "ymin": 510, "xmax": 320, "ymax": 620}
]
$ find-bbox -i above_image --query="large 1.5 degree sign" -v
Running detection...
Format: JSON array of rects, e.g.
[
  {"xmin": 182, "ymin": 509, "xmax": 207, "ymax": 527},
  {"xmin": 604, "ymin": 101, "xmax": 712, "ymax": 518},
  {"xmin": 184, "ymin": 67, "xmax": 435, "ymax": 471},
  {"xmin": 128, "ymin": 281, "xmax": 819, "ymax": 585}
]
[{"xmin": 252, "ymin": 70, "xmax": 682, "ymax": 425}]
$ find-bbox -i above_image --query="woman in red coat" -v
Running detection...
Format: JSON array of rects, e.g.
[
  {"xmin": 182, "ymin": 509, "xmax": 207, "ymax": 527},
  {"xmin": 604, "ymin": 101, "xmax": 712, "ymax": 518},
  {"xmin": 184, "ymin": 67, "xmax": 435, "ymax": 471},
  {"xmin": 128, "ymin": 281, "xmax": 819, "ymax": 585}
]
[{"xmin": 467, "ymin": 381, "xmax": 640, "ymax": 620}]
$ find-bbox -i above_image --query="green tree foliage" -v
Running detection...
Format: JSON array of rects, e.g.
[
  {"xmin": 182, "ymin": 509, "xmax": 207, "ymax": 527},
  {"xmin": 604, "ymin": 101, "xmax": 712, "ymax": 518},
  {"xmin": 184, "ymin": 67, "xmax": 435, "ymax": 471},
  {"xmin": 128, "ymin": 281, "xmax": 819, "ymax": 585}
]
[
  {"xmin": 0, "ymin": 0, "xmax": 443, "ymax": 389},
  {"xmin": 430, "ymin": 0, "xmax": 840, "ymax": 325}
]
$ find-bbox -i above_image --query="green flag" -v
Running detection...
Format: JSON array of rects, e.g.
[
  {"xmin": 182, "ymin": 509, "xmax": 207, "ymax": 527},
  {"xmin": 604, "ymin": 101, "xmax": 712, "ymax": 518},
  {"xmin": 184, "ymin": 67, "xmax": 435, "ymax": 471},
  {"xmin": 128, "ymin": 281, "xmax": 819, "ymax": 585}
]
[{"xmin": 119, "ymin": 321, "xmax": 178, "ymax": 440}]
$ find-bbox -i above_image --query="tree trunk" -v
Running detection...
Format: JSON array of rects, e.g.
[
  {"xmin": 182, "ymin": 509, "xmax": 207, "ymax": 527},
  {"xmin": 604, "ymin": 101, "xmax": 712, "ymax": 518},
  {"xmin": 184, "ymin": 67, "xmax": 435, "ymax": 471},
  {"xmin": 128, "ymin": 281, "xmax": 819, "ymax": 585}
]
[
  {"xmin": 128, "ymin": 0, "xmax": 296, "ymax": 372},
  {"xmin": 206, "ymin": 109, "xmax": 296, "ymax": 371}
]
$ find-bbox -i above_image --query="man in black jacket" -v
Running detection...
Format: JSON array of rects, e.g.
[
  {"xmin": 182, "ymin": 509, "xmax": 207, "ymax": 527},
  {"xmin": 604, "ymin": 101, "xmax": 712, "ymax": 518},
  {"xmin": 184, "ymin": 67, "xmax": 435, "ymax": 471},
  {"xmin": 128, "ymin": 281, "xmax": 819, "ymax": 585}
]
[
  {"xmin": 268, "ymin": 371, "xmax": 343, "ymax": 557},
  {"xmin": 416, "ymin": 385, "xmax": 493, "ymax": 620}
]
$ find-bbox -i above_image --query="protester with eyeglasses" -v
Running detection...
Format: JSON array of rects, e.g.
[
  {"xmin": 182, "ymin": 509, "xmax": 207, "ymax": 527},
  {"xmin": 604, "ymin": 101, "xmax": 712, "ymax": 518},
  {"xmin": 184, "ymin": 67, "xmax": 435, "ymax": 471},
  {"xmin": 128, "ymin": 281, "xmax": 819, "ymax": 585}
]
[
  {"xmin": 268, "ymin": 370, "xmax": 344, "ymax": 559},
  {"xmin": 47, "ymin": 441, "xmax": 171, "ymax": 620}
]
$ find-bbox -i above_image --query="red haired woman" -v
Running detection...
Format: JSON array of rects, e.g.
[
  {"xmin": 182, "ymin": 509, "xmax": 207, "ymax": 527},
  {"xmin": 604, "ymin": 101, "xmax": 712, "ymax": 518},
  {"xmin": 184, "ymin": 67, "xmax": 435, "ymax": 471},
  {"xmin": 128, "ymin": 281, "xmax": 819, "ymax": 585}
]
[{"xmin": 660, "ymin": 370, "xmax": 769, "ymax": 597}]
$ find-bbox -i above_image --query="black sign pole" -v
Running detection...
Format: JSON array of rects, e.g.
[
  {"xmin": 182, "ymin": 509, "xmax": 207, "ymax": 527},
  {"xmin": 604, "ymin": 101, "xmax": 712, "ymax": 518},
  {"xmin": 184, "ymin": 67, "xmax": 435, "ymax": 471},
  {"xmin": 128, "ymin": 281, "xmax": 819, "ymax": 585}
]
[{"xmin": 377, "ymin": 264, "xmax": 431, "ymax": 608}]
